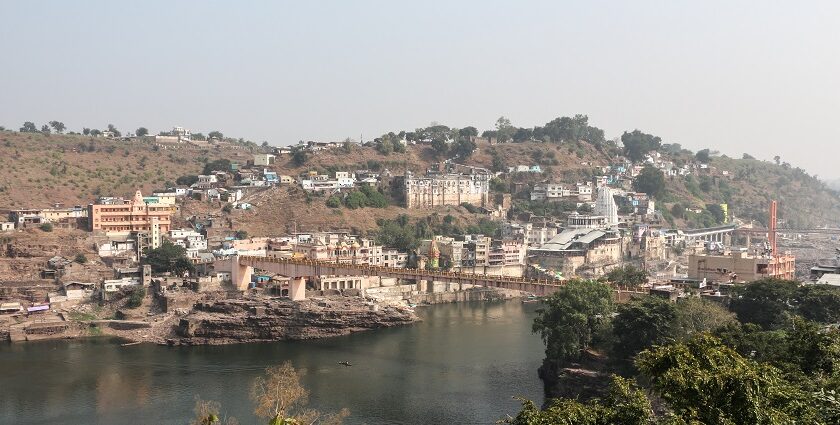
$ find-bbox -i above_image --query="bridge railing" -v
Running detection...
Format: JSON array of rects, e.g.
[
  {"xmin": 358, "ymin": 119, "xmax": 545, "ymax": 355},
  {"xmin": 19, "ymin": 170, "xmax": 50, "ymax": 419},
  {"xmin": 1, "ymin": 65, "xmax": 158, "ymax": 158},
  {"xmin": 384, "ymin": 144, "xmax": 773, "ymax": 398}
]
[{"xmin": 237, "ymin": 255, "xmax": 563, "ymax": 286}]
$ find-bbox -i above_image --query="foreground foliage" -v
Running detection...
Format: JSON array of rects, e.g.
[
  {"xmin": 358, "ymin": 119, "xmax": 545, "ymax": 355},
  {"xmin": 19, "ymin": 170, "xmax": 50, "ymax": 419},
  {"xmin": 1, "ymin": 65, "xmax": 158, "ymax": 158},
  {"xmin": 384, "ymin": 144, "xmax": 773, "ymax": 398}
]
[{"xmin": 518, "ymin": 279, "xmax": 840, "ymax": 424}]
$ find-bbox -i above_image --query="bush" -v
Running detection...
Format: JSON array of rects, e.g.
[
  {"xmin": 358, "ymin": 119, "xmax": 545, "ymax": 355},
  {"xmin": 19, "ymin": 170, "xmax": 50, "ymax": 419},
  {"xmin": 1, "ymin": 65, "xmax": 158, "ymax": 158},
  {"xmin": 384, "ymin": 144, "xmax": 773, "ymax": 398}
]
[
  {"xmin": 125, "ymin": 286, "xmax": 146, "ymax": 309},
  {"xmin": 74, "ymin": 253, "xmax": 87, "ymax": 264},
  {"xmin": 326, "ymin": 196, "xmax": 342, "ymax": 208},
  {"xmin": 39, "ymin": 222, "xmax": 53, "ymax": 232}
]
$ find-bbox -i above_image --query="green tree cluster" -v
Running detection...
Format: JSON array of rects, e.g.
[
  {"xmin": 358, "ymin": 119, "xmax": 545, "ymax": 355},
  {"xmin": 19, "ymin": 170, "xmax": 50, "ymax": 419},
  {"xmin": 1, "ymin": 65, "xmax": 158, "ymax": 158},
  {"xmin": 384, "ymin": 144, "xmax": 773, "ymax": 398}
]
[
  {"xmin": 621, "ymin": 130, "xmax": 662, "ymax": 162},
  {"xmin": 143, "ymin": 241, "xmax": 195, "ymax": 275},
  {"xmin": 632, "ymin": 165, "xmax": 666, "ymax": 199}
]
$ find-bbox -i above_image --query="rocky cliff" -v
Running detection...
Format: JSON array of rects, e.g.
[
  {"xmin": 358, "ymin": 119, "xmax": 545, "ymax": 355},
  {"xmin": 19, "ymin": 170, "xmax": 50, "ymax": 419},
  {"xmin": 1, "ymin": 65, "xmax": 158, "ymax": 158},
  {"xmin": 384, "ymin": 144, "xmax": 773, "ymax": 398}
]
[{"xmin": 172, "ymin": 296, "xmax": 417, "ymax": 345}]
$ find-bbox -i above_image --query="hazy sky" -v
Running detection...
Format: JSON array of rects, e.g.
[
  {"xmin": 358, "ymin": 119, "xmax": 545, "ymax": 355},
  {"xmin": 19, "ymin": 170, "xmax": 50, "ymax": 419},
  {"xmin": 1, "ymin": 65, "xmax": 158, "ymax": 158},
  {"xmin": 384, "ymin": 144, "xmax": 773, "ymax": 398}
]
[{"xmin": 2, "ymin": 1, "xmax": 839, "ymax": 177}]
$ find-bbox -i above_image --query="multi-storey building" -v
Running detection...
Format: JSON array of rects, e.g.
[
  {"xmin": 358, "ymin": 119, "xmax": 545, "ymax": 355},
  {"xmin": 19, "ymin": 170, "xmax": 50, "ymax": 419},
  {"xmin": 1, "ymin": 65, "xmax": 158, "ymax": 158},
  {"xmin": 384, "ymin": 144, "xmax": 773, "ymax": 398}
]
[
  {"xmin": 88, "ymin": 191, "xmax": 174, "ymax": 248},
  {"xmin": 404, "ymin": 171, "xmax": 490, "ymax": 209}
]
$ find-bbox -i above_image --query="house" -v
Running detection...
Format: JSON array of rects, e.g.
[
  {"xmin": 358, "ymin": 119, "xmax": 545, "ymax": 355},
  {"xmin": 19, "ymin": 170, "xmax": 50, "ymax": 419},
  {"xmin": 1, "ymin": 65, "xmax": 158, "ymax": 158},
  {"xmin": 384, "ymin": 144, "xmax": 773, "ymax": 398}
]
[
  {"xmin": 193, "ymin": 175, "xmax": 219, "ymax": 190},
  {"xmin": 263, "ymin": 170, "xmax": 279, "ymax": 184},
  {"xmin": 279, "ymin": 175, "xmax": 294, "ymax": 184},
  {"xmin": 150, "ymin": 192, "xmax": 178, "ymax": 205},
  {"xmin": 63, "ymin": 282, "xmax": 96, "ymax": 300},
  {"xmin": 0, "ymin": 222, "xmax": 14, "ymax": 231},
  {"xmin": 254, "ymin": 154, "xmax": 276, "ymax": 166}
]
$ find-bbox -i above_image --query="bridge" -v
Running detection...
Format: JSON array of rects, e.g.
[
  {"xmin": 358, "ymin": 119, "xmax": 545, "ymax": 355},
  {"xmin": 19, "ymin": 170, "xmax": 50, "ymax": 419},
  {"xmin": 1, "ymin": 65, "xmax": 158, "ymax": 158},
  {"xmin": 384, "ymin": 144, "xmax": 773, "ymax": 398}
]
[
  {"xmin": 735, "ymin": 227, "xmax": 840, "ymax": 236},
  {"xmin": 226, "ymin": 255, "xmax": 565, "ymax": 300},
  {"xmin": 682, "ymin": 224, "xmax": 738, "ymax": 244}
]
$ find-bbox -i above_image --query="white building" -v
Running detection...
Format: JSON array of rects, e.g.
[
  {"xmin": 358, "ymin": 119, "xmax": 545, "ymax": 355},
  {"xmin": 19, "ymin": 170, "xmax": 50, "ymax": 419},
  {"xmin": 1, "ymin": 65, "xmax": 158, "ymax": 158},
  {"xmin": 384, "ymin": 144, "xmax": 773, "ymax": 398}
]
[{"xmin": 594, "ymin": 186, "xmax": 619, "ymax": 227}]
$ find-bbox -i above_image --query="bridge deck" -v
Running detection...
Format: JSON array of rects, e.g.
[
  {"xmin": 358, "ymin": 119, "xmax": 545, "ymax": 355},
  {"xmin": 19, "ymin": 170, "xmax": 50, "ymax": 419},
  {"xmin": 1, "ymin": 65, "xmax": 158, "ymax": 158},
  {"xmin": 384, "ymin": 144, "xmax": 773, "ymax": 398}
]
[{"xmin": 236, "ymin": 255, "xmax": 565, "ymax": 293}]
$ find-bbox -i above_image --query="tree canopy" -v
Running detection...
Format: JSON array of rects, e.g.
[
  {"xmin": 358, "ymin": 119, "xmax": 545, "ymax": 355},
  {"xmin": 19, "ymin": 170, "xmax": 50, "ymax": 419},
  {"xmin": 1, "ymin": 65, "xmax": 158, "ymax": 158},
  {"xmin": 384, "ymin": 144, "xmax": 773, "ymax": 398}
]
[
  {"xmin": 632, "ymin": 166, "xmax": 666, "ymax": 198},
  {"xmin": 621, "ymin": 130, "xmax": 661, "ymax": 162},
  {"xmin": 532, "ymin": 280, "xmax": 614, "ymax": 365}
]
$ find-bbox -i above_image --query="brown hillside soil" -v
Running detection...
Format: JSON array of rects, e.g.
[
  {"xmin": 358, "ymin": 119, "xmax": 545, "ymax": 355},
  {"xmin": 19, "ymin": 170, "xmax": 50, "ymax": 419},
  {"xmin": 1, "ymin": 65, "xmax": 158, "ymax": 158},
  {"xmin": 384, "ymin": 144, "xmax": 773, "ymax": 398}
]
[
  {"xmin": 228, "ymin": 185, "xmax": 482, "ymax": 236},
  {"xmin": 0, "ymin": 131, "xmax": 251, "ymax": 209}
]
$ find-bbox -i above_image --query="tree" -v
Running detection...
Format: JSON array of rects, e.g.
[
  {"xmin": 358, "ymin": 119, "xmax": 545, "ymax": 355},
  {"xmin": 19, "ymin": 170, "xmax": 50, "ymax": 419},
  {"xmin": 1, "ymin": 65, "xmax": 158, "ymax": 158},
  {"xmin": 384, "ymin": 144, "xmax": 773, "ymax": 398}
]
[
  {"xmin": 450, "ymin": 137, "xmax": 476, "ymax": 159},
  {"xmin": 208, "ymin": 131, "xmax": 224, "ymax": 140},
  {"xmin": 107, "ymin": 124, "xmax": 121, "ymax": 137},
  {"xmin": 576, "ymin": 203, "xmax": 593, "ymax": 214},
  {"xmin": 136, "ymin": 127, "xmax": 149, "ymax": 137},
  {"xmin": 39, "ymin": 222, "xmax": 53, "ymax": 232},
  {"xmin": 794, "ymin": 284, "xmax": 840, "ymax": 324},
  {"xmin": 612, "ymin": 296, "xmax": 678, "ymax": 362},
  {"xmin": 252, "ymin": 362, "xmax": 349, "ymax": 425},
  {"xmin": 177, "ymin": 175, "xmax": 199, "ymax": 186},
  {"xmin": 49, "ymin": 121, "xmax": 66, "ymax": 134},
  {"xmin": 90, "ymin": 129, "xmax": 102, "ymax": 136},
  {"xmin": 632, "ymin": 166, "xmax": 666, "ymax": 199},
  {"xmin": 729, "ymin": 278, "xmax": 799, "ymax": 329},
  {"xmin": 459, "ymin": 126, "xmax": 478, "ymax": 138},
  {"xmin": 673, "ymin": 298, "xmax": 737, "ymax": 340},
  {"xmin": 143, "ymin": 241, "xmax": 194, "ymax": 275},
  {"xmin": 20, "ymin": 121, "xmax": 38, "ymax": 132},
  {"xmin": 636, "ymin": 334, "xmax": 822, "ymax": 424},
  {"xmin": 291, "ymin": 149, "xmax": 308, "ymax": 166},
  {"xmin": 190, "ymin": 399, "xmax": 238, "ymax": 425},
  {"xmin": 537, "ymin": 115, "xmax": 605, "ymax": 145},
  {"xmin": 82, "ymin": 128, "xmax": 91, "ymax": 135},
  {"xmin": 605, "ymin": 265, "xmax": 648, "ymax": 288},
  {"xmin": 234, "ymin": 230, "xmax": 248, "ymax": 240},
  {"xmin": 670, "ymin": 203, "xmax": 685, "ymax": 219},
  {"xmin": 430, "ymin": 138, "xmax": 449, "ymax": 158},
  {"xmin": 695, "ymin": 148, "xmax": 711, "ymax": 163},
  {"xmin": 344, "ymin": 191, "xmax": 368, "ymax": 209},
  {"xmin": 533, "ymin": 280, "xmax": 614, "ymax": 365},
  {"xmin": 125, "ymin": 285, "xmax": 146, "ymax": 308},
  {"xmin": 41, "ymin": 124, "xmax": 51, "ymax": 134},
  {"xmin": 74, "ymin": 253, "xmax": 88, "ymax": 264},
  {"xmin": 774, "ymin": 155, "xmax": 781, "ymax": 165},
  {"xmin": 743, "ymin": 153, "xmax": 755, "ymax": 160},
  {"xmin": 507, "ymin": 376, "xmax": 654, "ymax": 425},
  {"xmin": 495, "ymin": 116, "xmax": 515, "ymax": 143},
  {"xmin": 621, "ymin": 130, "xmax": 661, "ymax": 163},
  {"xmin": 326, "ymin": 196, "xmax": 342, "ymax": 208},
  {"xmin": 203, "ymin": 159, "xmax": 231, "ymax": 175}
]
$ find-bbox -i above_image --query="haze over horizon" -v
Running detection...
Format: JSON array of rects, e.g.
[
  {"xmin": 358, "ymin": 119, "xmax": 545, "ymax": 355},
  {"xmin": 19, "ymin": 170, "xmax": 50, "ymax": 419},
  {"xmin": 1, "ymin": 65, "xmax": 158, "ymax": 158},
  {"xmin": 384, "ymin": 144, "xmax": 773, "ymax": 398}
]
[{"xmin": 2, "ymin": 1, "xmax": 839, "ymax": 178}]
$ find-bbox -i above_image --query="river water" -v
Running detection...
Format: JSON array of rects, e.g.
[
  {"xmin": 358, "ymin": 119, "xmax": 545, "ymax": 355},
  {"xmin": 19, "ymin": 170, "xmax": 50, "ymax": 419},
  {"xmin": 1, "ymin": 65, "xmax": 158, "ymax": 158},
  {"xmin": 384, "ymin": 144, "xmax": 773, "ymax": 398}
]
[{"xmin": 0, "ymin": 301, "xmax": 545, "ymax": 425}]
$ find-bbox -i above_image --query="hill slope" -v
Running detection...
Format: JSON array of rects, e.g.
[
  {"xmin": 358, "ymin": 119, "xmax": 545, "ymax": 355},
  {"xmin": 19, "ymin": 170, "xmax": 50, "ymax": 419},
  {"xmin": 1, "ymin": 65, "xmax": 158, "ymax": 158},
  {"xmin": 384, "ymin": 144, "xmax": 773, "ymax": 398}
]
[
  {"xmin": 0, "ymin": 131, "xmax": 251, "ymax": 209},
  {"xmin": 1, "ymin": 129, "xmax": 838, "ymax": 230}
]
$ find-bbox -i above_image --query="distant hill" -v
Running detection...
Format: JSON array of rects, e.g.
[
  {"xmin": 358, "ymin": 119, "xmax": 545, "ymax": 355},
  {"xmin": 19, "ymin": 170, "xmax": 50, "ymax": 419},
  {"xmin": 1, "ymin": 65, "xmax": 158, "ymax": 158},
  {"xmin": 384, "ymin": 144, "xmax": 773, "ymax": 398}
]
[
  {"xmin": 1, "ymin": 129, "xmax": 838, "ymax": 231},
  {"xmin": 0, "ymin": 131, "xmax": 250, "ymax": 209}
]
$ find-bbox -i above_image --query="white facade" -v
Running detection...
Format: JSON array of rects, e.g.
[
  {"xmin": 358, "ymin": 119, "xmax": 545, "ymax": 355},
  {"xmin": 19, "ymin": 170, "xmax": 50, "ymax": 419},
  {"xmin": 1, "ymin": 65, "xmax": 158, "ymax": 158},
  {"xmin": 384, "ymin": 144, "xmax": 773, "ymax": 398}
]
[{"xmin": 594, "ymin": 186, "xmax": 619, "ymax": 227}]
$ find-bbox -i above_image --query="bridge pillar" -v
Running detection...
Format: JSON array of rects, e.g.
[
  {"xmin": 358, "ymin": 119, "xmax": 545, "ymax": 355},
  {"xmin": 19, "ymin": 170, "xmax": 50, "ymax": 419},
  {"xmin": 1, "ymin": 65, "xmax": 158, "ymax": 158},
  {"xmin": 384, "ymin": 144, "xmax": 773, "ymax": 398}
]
[
  {"xmin": 290, "ymin": 277, "xmax": 306, "ymax": 301},
  {"xmin": 231, "ymin": 257, "xmax": 252, "ymax": 291}
]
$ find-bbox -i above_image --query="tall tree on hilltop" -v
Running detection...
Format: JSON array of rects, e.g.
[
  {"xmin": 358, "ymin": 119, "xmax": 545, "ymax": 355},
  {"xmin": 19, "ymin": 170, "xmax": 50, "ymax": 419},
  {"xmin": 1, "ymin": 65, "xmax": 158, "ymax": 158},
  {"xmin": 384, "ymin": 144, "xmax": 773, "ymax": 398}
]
[
  {"xmin": 621, "ymin": 129, "xmax": 662, "ymax": 162},
  {"xmin": 49, "ymin": 121, "xmax": 66, "ymax": 133}
]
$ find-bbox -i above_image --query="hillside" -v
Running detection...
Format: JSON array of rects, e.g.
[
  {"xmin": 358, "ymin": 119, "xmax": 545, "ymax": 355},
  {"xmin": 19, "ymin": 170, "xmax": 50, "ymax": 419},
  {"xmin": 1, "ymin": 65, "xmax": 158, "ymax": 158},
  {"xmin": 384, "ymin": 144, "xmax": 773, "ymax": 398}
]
[
  {"xmin": 0, "ymin": 131, "xmax": 251, "ymax": 209},
  {"xmin": 1, "ymin": 129, "xmax": 838, "ymax": 231}
]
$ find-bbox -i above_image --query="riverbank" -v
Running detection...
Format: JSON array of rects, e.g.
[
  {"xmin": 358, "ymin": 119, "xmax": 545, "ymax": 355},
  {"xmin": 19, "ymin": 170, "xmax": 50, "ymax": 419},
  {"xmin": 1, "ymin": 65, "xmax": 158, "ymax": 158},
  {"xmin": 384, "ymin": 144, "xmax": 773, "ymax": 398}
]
[{"xmin": 2, "ymin": 285, "xmax": 526, "ymax": 345}]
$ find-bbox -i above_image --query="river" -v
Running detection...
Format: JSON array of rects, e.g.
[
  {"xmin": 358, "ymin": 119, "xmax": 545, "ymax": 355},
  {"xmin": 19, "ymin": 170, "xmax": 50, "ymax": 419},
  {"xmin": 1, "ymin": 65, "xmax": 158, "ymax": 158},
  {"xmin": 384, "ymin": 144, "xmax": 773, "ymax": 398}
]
[{"xmin": 0, "ymin": 300, "xmax": 545, "ymax": 425}]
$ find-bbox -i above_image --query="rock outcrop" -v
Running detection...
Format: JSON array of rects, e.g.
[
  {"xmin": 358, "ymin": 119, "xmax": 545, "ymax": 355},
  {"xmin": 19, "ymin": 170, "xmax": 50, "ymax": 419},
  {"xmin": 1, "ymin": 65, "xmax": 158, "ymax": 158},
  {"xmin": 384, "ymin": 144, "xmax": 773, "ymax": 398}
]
[{"xmin": 172, "ymin": 297, "xmax": 417, "ymax": 345}]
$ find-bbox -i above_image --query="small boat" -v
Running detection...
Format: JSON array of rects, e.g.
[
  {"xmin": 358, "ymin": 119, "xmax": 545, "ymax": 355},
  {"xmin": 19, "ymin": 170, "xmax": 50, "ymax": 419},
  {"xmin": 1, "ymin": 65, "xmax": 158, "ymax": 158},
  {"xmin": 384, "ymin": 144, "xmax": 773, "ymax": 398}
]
[
  {"xmin": 338, "ymin": 361, "xmax": 353, "ymax": 367},
  {"xmin": 121, "ymin": 341, "xmax": 142, "ymax": 347},
  {"xmin": 522, "ymin": 295, "xmax": 540, "ymax": 304}
]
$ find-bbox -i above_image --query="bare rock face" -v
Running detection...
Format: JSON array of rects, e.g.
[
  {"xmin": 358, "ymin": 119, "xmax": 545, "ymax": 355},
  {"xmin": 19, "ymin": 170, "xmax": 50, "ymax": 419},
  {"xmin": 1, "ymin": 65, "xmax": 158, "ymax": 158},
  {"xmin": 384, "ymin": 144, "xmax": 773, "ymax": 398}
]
[{"xmin": 172, "ymin": 297, "xmax": 417, "ymax": 345}]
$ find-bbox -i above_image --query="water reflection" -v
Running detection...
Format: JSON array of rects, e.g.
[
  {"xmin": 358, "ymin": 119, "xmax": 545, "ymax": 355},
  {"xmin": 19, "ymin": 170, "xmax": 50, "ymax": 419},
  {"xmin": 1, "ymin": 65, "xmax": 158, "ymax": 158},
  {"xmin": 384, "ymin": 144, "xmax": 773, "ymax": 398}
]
[{"xmin": 0, "ymin": 301, "xmax": 544, "ymax": 425}]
